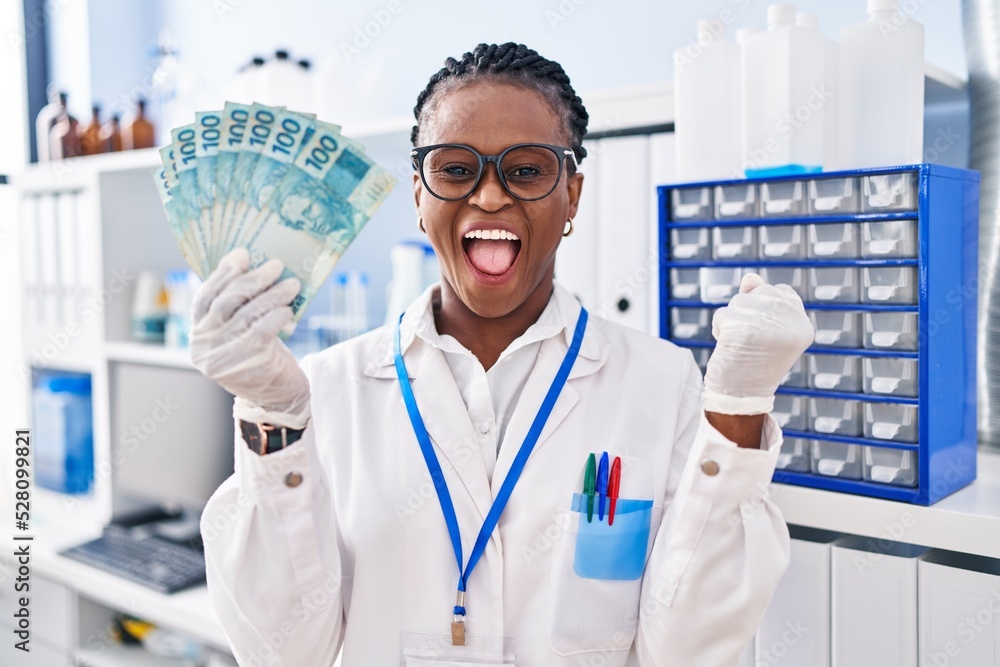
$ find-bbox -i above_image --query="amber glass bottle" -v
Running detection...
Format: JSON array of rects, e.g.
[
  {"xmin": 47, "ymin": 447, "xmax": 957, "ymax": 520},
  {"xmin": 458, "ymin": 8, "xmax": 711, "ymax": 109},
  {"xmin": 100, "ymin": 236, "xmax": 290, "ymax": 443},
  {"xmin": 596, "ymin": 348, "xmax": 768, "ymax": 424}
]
[
  {"xmin": 102, "ymin": 114, "xmax": 123, "ymax": 152},
  {"xmin": 80, "ymin": 105, "xmax": 105, "ymax": 155},
  {"xmin": 124, "ymin": 99, "xmax": 155, "ymax": 150},
  {"xmin": 49, "ymin": 93, "xmax": 80, "ymax": 159}
]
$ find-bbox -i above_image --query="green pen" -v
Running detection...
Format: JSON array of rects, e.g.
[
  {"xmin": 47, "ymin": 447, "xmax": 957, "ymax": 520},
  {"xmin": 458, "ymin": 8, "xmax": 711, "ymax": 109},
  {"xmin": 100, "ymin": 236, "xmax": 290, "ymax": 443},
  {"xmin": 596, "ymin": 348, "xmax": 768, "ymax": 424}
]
[{"xmin": 584, "ymin": 453, "xmax": 597, "ymax": 523}]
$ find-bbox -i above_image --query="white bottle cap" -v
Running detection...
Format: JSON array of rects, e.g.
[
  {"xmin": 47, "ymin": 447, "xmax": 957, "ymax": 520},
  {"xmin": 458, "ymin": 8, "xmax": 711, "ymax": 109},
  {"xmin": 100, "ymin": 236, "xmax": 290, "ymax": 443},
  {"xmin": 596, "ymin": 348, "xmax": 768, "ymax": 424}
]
[
  {"xmin": 767, "ymin": 4, "xmax": 797, "ymax": 27},
  {"xmin": 735, "ymin": 27, "xmax": 759, "ymax": 45},
  {"xmin": 868, "ymin": 0, "xmax": 899, "ymax": 13},
  {"xmin": 795, "ymin": 12, "xmax": 818, "ymax": 29}
]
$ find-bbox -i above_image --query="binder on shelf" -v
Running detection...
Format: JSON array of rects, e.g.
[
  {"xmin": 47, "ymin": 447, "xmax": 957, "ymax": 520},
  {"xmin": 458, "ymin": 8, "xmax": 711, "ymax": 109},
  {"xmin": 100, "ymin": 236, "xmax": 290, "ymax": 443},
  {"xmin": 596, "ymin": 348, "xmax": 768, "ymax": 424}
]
[
  {"xmin": 757, "ymin": 526, "xmax": 842, "ymax": 667},
  {"xmin": 657, "ymin": 164, "xmax": 980, "ymax": 505},
  {"xmin": 918, "ymin": 550, "xmax": 1000, "ymax": 665},
  {"xmin": 831, "ymin": 536, "xmax": 928, "ymax": 666}
]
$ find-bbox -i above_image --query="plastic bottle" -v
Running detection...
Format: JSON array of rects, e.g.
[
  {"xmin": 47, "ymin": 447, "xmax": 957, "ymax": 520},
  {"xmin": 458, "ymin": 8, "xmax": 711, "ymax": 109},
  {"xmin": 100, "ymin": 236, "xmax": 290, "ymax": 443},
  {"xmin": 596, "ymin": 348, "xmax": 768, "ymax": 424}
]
[
  {"xmin": 35, "ymin": 85, "xmax": 62, "ymax": 163},
  {"xmin": 796, "ymin": 13, "xmax": 840, "ymax": 171},
  {"xmin": 742, "ymin": 3, "xmax": 828, "ymax": 177},
  {"xmin": 839, "ymin": 0, "xmax": 925, "ymax": 169},
  {"xmin": 32, "ymin": 374, "xmax": 93, "ymax": 495},
  {"xmin": 225, "ymin": 56, "xmax": 265, "ymax": 105},
  {"xmin": 80, "ymin": 105, "xmax": 105, "ymax": 156},
  {"xmin": 259, "ymin": 49, "xmax": 311, "ymax": 110},
  {"xmin": 673, "ymin": 19, "xmax": 742, "ymax": 181},
  {"xmin": 123, "ymin": 98, "xmax": 156, "ymax": 150}
]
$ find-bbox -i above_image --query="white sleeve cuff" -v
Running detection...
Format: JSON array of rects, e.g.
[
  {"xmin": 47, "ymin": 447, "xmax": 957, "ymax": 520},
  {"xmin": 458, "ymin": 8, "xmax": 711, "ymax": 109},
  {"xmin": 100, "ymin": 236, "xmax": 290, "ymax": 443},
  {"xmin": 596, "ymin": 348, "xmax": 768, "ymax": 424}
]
[
  {"xmin": 701, "ymin": 389, "xmax": 775, "ymax": 416},
  {"xmin": 685, "ymin": 413, "xmax": 782, "ymax": 505}
]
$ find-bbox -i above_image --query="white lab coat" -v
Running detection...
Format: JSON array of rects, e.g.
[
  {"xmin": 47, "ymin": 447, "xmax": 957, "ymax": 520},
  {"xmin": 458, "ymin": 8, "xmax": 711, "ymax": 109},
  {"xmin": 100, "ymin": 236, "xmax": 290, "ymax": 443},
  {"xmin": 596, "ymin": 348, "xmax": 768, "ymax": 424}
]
[{"xmin": 200, "ymin": 282, "xmax": 790, "ymax": 667}]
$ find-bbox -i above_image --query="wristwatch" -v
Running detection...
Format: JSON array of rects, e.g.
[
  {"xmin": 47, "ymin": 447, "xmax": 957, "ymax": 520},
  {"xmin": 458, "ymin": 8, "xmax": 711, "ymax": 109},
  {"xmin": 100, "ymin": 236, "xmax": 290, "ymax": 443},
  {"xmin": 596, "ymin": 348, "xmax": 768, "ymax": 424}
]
[{"xmin": 239, "ymin": 420, "xmax": 306, "ymax": 455}]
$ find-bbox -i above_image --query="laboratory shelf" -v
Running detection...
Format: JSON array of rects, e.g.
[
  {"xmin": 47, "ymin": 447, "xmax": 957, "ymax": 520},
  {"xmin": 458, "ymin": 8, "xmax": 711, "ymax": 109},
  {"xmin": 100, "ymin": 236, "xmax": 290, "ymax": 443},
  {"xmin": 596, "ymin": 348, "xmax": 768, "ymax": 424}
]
[
  {"xmin": 76, "ymin": 643, "xmax": 204, "ymax": 667},
  {"xmin": 659, "ymin": 164, "xmax": 980, "ymax": 505},
  {"xmin": 104, "ymin": 341, "xmax": 195, "ymax": 369},
  {"xmin": 771, "ymin": 449, "xmax": 1000, "ymax": 559}
]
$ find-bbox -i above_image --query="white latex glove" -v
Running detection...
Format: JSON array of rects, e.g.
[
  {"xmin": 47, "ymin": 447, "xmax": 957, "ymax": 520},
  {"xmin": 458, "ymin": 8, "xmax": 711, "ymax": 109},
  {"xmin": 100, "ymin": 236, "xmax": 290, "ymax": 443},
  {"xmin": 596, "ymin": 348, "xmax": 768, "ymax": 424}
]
[
  {"xmin": 190, "ymin": 248, "xmax": 311, "ymax": 429},
  {"xmin": 703, "ymin": 273, "xmax": 814, "ymax": 415}
]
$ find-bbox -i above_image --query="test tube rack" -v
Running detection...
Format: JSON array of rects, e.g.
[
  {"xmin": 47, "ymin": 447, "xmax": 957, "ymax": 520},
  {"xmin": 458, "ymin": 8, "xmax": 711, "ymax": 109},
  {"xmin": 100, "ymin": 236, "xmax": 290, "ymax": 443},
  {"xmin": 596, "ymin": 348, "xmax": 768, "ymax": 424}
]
[{"xmin": 658, "ymin": 164, "xmax": 979, "ymax": 505}]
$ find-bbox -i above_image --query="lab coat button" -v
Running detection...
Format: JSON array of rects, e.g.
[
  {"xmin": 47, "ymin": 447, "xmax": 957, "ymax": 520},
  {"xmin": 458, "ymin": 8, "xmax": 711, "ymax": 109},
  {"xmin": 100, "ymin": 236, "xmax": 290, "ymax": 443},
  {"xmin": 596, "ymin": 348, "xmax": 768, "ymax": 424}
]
[
  {"xmin": 700, "ymin": 459, "xmax": 720, "ymax": 476},
  {"xmin": 285, "ymin": 471, "xmax": 304, "ymax": 487}
]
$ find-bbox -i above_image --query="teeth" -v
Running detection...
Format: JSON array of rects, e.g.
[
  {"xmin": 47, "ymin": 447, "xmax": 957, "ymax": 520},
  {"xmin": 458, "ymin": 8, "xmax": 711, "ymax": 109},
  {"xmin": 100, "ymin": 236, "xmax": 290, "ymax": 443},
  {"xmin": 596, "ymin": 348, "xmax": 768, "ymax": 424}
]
[{"xmin": 463, "ymin": 229, "xmax": 520, "ymax": 241}]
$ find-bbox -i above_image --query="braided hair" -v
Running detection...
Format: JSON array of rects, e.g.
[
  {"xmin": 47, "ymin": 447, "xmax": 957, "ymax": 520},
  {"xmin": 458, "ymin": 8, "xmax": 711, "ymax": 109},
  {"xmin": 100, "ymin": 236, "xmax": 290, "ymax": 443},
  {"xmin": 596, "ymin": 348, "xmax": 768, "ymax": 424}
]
[{"xmin": 411, "ymin": 43, "xmax": 589, "ymax": 165}]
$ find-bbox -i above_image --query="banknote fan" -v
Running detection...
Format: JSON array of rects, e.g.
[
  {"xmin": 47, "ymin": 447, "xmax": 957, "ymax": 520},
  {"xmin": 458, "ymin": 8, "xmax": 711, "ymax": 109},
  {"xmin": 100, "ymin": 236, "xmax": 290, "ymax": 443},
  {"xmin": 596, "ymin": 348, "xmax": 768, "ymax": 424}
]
[{"xmin": 152, "ymin": 101, "xmax": 397, "ymax": 334}]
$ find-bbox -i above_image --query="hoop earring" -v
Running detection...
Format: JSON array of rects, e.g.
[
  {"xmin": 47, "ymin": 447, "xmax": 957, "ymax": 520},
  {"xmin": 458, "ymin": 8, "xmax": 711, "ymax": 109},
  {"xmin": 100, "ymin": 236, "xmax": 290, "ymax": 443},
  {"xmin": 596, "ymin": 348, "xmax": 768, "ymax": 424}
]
[
  {"xmin": 563, "ymin": 218, "xmax": 574, "ymax": 237},
  {"xmin": 418, "ymin": 216, "xmax": 426, "ymax": 233}
]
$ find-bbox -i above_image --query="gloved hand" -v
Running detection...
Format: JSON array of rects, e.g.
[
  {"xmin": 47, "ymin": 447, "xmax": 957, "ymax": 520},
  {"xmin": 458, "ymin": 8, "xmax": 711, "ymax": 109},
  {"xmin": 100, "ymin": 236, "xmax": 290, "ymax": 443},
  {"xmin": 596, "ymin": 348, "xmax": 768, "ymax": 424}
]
[
  {"xmin": 703, "ymin": 273, "xmax": 814, "ymax": 415},
  {"xmin": 190, "ymin": 248, "xmax": 311, "ymax": 429}
]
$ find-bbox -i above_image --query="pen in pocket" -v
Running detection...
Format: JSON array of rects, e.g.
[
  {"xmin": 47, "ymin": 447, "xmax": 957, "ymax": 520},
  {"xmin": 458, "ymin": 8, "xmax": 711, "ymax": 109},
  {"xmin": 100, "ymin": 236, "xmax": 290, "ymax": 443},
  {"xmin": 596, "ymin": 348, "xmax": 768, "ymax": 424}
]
[
  {"xmin": 584, "ymin": 453, "xmax": 596, "ymax": 522},
  {"xmin": 608, "ymin": 456, "xmax": 621, "ymax": 525}
]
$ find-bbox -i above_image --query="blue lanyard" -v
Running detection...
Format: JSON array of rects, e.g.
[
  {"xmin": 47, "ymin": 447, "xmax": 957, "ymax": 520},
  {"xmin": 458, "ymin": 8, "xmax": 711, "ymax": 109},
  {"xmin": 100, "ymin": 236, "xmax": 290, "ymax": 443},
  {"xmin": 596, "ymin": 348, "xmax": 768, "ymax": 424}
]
[{"xmin": 393, "ymin": 305, "xmax": 588, "ymax": 622}]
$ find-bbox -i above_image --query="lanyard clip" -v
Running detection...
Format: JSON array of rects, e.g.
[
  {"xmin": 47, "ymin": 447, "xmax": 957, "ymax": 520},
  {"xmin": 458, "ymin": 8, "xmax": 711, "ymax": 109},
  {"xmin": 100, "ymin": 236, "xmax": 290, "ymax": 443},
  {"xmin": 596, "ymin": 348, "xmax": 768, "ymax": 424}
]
[{"xmin": 451, "ymin": 591, "xmax": 466, "ymax": 646}]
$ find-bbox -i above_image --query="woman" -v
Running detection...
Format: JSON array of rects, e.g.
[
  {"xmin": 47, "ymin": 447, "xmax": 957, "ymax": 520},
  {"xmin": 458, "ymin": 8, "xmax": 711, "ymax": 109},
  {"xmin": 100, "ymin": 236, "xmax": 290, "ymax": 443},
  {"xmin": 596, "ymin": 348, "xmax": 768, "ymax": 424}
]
[{"xmin": 193, "ymin": 43, "xmax": 813, "ymax": 666}]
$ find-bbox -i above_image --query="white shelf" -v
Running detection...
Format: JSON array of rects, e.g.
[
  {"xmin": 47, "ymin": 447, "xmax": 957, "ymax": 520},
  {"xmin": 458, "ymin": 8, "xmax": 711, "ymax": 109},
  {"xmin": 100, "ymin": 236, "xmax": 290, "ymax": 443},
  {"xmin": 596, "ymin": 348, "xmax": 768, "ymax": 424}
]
[
  {"xmin": 15, "ymin": 148, "xmax": 162, "ymax": 194},
  {"xmin": 76, "ymin": 642, "xmax": 201, "ymax": 667},
  {"xmin": 104, "ymin": 341, "xmax": 195, "ymax": 369},
  {"xmin": 771, "ymin": 449, "xmax": 1000, "ymax": 559}
]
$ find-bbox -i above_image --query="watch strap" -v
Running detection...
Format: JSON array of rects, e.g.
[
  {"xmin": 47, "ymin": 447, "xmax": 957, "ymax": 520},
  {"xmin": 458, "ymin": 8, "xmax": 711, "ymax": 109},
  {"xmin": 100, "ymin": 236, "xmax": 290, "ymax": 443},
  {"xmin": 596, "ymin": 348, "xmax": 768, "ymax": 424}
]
[{"xmin": 239, "ymin": 420, "xmax": 305, "ymax": 455}]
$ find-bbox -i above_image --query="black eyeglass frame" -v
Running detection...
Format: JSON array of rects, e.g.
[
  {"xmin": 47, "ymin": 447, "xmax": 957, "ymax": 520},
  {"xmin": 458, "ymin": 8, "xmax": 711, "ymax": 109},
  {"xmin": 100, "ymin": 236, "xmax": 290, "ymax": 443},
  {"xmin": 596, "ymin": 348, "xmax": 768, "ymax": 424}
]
[{"xmin": 410, "ymin": 142, "xmax": 580, "ymax": 202}]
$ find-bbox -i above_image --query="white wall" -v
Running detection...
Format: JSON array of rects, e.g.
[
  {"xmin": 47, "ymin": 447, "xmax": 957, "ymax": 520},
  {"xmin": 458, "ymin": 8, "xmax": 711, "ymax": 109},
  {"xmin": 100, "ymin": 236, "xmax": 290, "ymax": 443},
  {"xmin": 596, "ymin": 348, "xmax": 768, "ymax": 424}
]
[
  {"xmin": 1, "ymin": 0, "xmax": 29, "ymax": 493},
  {"xmin": 51, "ymin": 0, "xmax": 968, "ymax": 128}
]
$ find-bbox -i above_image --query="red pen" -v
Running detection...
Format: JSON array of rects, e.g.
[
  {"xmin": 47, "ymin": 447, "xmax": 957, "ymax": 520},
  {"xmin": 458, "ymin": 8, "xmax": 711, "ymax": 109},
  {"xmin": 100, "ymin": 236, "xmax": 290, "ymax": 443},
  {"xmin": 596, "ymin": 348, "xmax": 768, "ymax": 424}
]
[{"xmin": 608, "ymin": 457, "xmax": 621, "ymax": 525}]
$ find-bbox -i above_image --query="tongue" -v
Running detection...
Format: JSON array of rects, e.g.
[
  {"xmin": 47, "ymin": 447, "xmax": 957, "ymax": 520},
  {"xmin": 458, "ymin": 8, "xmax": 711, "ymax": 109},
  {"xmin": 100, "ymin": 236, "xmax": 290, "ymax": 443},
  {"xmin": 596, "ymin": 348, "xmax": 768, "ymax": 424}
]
[{"xmin": 466, "ymin": 239, "xmax": 518, "ymax": 275}]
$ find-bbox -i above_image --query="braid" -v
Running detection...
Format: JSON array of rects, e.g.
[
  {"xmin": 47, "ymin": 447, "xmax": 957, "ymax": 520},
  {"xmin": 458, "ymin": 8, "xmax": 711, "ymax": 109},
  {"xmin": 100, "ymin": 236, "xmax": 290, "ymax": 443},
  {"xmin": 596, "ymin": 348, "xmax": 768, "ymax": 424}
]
[{"xmin": 411, "ymin": 43, "xmax": 589, "ymax": 163}]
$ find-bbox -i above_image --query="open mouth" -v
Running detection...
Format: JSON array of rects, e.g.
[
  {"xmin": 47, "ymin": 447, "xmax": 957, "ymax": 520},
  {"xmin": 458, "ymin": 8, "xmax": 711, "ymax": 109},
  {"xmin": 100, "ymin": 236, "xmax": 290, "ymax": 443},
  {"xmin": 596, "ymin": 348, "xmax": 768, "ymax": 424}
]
[{"xmin": 462, "ymin": 229, "xmax": 523, "ymax": 277}]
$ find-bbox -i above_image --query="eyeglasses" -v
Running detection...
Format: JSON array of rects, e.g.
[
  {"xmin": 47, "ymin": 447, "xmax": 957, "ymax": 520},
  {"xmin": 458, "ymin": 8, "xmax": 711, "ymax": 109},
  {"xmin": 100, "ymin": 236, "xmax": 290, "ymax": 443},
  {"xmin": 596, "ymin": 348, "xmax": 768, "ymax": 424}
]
[{"xmin": 410, "ymin": 143, "xmax": 578, "ymax": 202}]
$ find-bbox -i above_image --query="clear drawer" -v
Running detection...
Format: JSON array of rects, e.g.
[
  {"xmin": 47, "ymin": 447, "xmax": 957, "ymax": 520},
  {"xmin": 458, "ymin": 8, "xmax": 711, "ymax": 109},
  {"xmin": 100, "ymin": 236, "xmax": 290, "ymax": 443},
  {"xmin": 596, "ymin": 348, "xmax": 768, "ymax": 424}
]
[
  {"xmin": 861, "ymin": 220, "xmax": 918, "ymax": 259},
  {"xmin": 781, "ymin": 356, "xmax": 808, "ymax": 388},
  {"xmin": 773, "ymin": 393, "xmax": 808, "ymax": 431},
  {"xmin": 809, "ymin": 397, "xmax": 863, "ymax": 436},
  {"xmin": 758, "ymin": 266, "xmax": 808, "ymax": 301},
  {"xmin": 700, "ymin": 267, "xmax": 745, "ymax": 303},
  {"xmin": 808, "ymin": 177, "xmax": 861, "ymax": 214},
  {"xmin": 863, "ymin": 312, "xmax": 919, "ymax": 351},
  {"xmin": 811, "ymin": 440, "xmax": 863, "ymax": 479},
  {"xmin": 864, "ymin": 402, "xmax": 918, "ymax": 443},
  {"xmin": 808, "ymin": 222, "xmax": 860, "ymax": 258},
  {"xmin": 810, "ymin": 310, "xmax": 863, "ymax": 348},
  {"xmin": 712, "ymin": 226, "xmax": 758, "ymax": 259},
  {"xmin": 863, "ymin": 445, "xmax": 918, "ymax": 487},
  {"xmin": 808, "ymin": 354, "xmax": 863, "ymax": 393},
  {"xmin": 863, "ymin": 357, "xmax": 918, "ymax": 397},
  {"xmin": 761, "ymin": 180, "xmax": 806, "ymax": 217},
  {"xmin": 670, "ymin": 307, "xmax": 714, "ymax": 342},
  {"xmin": 671, "ymin": 186, "xmax": 713, "ymax": 221},
  {"xmin": 670, "ymin": 227, "xmax": 711, "ymax": 260},
  {"xmin": 714, "ymin": 183, "xmax": 759, "ymax": 219},
  {"xmin": 777, "ymin": 437, "xmax": 811, "ymax": 473},
  {"xmin": 669, "ymin": 268, "xmax": 701, "ymax": 301},
  {"xmin": 862, "ymin": 266, "xmax": 918, "ymax": 305},
  {"xmin": 759, "ymin": 224, "xmax": 807, "ymax": 259},
  {"xmin": 863, "ymin": 172, "xmax": 918, "ymax": 212},
  {"xmin": 809, "ymin": 267, "xmax": 860, "ymax": 303}
]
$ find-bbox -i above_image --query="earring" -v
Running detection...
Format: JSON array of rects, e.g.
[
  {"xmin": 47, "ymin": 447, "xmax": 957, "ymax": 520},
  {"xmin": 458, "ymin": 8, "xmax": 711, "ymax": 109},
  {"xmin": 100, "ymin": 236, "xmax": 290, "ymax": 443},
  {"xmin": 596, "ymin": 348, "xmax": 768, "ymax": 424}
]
[
  {"xmin": 418, "ymin": 216, "xmax": 426, "ymax": 233},
  {"xmin": 563, "ymin": 218, "xmax": 574, "ymax": 237}
]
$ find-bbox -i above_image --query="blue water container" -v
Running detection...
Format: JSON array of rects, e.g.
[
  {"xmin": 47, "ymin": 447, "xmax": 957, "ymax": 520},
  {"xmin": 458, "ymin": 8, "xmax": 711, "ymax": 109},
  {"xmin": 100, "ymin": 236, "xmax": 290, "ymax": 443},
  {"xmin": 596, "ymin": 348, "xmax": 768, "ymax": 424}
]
[{"xmin": 32, "ymin": 372, "xmax": 94, "ymax": 494}]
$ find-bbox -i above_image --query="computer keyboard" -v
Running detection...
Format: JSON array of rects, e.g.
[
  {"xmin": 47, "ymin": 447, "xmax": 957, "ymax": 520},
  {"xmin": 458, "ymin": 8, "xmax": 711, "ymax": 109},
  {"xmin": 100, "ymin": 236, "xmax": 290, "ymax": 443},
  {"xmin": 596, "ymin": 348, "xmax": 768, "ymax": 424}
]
[{"xmin": 59, "ymin": 525, "xmax": 207, "ymax": 594}]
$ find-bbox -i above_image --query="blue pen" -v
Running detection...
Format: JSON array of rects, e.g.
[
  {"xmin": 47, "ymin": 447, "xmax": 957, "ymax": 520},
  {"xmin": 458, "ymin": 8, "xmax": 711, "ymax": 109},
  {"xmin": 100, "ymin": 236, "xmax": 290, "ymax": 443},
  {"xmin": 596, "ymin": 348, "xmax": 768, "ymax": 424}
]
[{"xmin": 597, "ymin": 451, "xmax": 609, "ymax": 521}]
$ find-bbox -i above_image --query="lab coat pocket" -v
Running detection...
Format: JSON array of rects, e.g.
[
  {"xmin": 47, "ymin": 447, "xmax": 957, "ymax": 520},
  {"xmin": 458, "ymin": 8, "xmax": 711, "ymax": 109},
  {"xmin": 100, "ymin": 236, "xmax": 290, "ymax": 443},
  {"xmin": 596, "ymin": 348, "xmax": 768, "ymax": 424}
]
[
  {"xmin": 571, "ymin": 493, "xmax": 653, "ymax": 580},
  {"xmin": 549, "ymin": 498, "xmax": 663, "ymax": 656}
]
